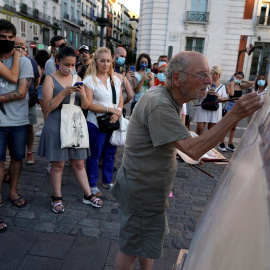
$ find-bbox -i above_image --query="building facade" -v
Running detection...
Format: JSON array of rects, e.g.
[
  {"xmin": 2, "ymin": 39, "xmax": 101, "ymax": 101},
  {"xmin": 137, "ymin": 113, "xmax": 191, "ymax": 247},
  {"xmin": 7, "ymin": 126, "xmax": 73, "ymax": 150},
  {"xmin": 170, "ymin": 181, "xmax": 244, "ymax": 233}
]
[
  {"xmin": 138, "ymin": 0, "xmax": 270, "ymax": 81},
  {"xmin": 0, "ymin": 0, "xmax": 61, "ymax": 57},
  {"xmin": 0, "ymin": 0, "xmax": 138, "ymax": 57}
]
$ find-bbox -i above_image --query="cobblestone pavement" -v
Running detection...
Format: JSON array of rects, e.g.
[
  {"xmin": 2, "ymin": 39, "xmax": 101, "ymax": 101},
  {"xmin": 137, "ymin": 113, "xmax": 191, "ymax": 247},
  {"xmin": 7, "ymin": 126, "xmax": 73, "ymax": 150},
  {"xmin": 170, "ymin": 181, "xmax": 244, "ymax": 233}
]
[{"xmin": 0, "ymin": 115, "xmax": 237, "ymax": 270}]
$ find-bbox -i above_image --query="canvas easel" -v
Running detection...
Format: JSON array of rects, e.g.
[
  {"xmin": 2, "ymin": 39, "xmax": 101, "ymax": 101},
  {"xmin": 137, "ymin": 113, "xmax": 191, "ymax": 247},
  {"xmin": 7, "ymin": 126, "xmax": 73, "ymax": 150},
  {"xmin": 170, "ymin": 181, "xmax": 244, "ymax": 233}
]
[{"xmin": 175, "ymin": 91, "xmax": 270, "ymax": 270}]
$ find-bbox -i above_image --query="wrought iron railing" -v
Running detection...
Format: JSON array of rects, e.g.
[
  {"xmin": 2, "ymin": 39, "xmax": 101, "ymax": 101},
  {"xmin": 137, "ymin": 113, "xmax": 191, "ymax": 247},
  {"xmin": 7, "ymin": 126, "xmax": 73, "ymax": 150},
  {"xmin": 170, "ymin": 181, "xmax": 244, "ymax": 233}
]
[
  {"xmin": 186, "ymin": 11, "xmax": 209, "ymax": 22},
  {"xmin": 257, "ymin": 16, "xmax": 270, "ymax": 25}
]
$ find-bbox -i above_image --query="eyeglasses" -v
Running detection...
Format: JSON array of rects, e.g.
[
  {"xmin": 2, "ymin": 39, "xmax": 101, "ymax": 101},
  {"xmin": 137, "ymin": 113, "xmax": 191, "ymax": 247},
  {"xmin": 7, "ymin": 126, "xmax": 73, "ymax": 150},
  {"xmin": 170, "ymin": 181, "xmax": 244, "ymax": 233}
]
[{"xmin": 179, "ymin": 70, "xmax": 213, "ymax": 80}]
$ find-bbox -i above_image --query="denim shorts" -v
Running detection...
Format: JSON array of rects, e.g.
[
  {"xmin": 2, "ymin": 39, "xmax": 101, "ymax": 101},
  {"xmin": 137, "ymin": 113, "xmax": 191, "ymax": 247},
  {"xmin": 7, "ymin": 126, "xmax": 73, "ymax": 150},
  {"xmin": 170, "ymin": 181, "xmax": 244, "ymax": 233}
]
[{"xmin": 0, "ymin": 125, "xmax": 28, "ymax": 161}]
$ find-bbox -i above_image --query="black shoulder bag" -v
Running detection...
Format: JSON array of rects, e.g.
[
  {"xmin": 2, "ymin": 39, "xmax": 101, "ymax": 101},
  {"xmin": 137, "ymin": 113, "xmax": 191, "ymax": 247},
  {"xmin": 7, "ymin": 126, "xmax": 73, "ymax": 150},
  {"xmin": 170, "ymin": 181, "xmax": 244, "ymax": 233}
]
[
  {"xmin": 96, "ymin": 77, "xmax": 120, "ymax": 132},
  {"xmin": 201, "ymin": 84, "xmax": 223, "ymax": 111}
]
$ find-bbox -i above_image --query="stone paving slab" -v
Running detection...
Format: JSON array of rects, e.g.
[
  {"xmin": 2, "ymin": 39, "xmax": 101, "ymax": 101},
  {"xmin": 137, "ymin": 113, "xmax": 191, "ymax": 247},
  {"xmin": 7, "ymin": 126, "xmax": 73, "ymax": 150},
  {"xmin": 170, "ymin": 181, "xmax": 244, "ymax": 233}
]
[{"xmin": 0, "ymin": 228, "xmax": 41, "ymax": 270}]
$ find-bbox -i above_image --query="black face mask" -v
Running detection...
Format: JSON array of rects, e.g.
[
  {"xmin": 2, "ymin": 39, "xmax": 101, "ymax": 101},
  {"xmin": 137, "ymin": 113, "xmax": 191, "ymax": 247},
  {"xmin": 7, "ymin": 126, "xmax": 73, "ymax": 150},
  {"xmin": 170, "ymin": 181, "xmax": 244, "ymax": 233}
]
[{"xmin": 0, "ymin": 40, "xmax": 15, "ymax": 53}]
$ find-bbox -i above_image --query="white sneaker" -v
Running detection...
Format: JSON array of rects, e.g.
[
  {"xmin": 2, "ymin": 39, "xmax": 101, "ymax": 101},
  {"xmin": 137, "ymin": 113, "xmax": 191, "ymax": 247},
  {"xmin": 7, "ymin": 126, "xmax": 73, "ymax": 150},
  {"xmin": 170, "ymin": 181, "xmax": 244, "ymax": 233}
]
[
  {"xmin": 35, "ymin": 130, "xmax": 42, "ymax": 137},
  {"xmin": 218, "ymin": 143, "xmax": 227, "ymax": 152},
  {"xmin": 47, "ymin": 163, "xmax": 51, "ymax": 174}
]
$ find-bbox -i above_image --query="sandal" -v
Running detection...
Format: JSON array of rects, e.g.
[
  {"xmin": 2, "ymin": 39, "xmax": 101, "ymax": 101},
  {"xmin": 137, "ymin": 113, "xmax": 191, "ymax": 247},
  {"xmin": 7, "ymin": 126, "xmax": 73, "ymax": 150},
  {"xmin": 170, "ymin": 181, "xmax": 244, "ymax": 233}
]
[
  {"xmin": 91, "ymin": 187, "xmax": 102, "ymax": 196},
  {"xmin": 10, "ymin": 195, "xmax": 27, "ymax": 208},
  {"xmin": 51, "ymin": 196, "xmax": 64, "ymax": 214},
  {"xmin": 83, "ymin": 194, "xmax": 103, "ymax": 208},
  {"xmin": 0, "ymin": 219, "xmax": 7, "ymax": 233}
]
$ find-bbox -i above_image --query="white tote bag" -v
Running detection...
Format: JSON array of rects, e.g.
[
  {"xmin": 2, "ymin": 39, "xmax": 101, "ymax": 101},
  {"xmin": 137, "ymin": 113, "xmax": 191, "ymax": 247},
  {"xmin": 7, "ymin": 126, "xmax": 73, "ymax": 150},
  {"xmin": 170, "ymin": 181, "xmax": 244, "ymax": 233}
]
[
  {"xmin": 60, "ymin": 76, "xmax": 89, "ymax": 149},
  {"xmin": 109, "ymin": 115, "xmax": 129, "ymax": 146}
]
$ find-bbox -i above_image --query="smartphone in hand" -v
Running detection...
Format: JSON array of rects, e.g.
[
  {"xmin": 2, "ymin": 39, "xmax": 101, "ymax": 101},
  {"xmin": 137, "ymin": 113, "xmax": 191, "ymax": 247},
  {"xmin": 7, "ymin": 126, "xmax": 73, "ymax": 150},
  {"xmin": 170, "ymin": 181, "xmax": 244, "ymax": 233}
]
[
  {"xmin": 74, "ymin": 82, "xmax": 83, "ymax": 86},
  {"xmin": 130, "ymin": 66, "xmax": 135, "ymax": 72},
  {"xmin": 145, "ymin": 68, "xmax": 151, "ymax": 74}
]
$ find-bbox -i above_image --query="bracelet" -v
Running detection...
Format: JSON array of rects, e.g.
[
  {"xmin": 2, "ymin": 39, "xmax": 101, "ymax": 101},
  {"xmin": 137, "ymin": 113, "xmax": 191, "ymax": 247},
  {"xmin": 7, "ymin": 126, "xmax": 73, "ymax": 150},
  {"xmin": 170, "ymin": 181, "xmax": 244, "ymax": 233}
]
[
  {"xmin": 105, "ymin": 107, "xmax": 108, "ymax": 113},
  {"xmin": 81, "ymin": 94, "xmax": 86, "ymax": 98},
  {"xmin": 117, "ymin": 107, "xmax": 122, "ymax": 111}
]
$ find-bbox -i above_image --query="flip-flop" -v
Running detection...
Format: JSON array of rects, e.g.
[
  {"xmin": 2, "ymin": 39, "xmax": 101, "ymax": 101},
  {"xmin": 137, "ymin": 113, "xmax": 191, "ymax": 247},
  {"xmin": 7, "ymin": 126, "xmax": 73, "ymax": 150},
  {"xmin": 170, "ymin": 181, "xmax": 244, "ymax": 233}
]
[
  {"xmin": 0, "ymin": 219, "xmax": 7, "ymax": 233},
  {"xmin": 10, "ymin": 196, "xmax": 27, "ymax": 208}
]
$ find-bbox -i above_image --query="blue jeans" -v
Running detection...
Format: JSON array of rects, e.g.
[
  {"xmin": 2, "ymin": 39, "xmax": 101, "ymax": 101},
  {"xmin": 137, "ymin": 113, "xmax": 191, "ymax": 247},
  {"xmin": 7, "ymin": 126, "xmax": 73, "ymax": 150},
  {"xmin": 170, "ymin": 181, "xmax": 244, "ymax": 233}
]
[
  {"xmin": 86, "ymin": 122, "xmax": 117, "ymax": 187},
  {"xmin": 0, "ymin": 125, "xmax": 28, "ymax": 161}
]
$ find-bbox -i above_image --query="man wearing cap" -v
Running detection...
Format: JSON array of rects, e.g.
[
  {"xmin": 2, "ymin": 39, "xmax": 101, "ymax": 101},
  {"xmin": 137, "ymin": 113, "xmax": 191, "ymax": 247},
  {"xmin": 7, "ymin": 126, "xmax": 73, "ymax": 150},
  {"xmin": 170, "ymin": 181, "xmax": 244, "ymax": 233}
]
[{"xmin": 76, "ymin": 45, "xmax": 91, "ymax": 80}]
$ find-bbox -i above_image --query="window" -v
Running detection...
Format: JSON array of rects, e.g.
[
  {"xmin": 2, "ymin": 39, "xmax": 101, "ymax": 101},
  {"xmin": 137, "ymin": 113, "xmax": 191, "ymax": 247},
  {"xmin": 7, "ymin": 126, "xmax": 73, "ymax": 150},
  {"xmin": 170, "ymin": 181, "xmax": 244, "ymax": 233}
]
[
  {"xmin": 70, "ymin": 30, "xmax": 73, "ymax": 45},
  {"xmin": 33, "ymin": 24, "xmax": 38, "ymax": 36},
  {"xmin": 75, "ymin": 33, "xmax": 79, "ymax": 47},
  {"xmin": 191, "ymin": 0, "xmax": 208, "ymax": 12},
  {"xmin": 259, "ymin": 3, "xmax": 270, "ymax": 25},
  {"xmin": 20, "ymin": 20, "xmax": 26, "ymax": 38},
  {"xmin": 186, "ymin": 37, "xmax": 204, "ymax": 53},
  {"xmin": 5, "ymin": 15, "xmax": 12, "ymax": 22},
  {"xmin": 64, "ymin": 28, "xmax": 67, "ymax": 39}
]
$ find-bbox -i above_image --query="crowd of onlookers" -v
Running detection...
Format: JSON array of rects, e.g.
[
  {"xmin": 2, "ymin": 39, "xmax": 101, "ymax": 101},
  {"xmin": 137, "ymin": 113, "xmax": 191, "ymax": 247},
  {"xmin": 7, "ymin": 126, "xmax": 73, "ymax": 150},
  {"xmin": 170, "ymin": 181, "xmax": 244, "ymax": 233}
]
[{"xmin": 0, "ymin": 18, "xmax": 268, "ymax": 233}]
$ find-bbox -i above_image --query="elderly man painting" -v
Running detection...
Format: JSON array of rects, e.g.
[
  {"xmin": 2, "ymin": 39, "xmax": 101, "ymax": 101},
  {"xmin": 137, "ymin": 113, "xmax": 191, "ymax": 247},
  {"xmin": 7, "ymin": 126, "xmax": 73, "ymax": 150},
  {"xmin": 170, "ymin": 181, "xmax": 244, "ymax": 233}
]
[{"xmin": 111, "ymin": 51, "xmax": 262, "ymax": 270}]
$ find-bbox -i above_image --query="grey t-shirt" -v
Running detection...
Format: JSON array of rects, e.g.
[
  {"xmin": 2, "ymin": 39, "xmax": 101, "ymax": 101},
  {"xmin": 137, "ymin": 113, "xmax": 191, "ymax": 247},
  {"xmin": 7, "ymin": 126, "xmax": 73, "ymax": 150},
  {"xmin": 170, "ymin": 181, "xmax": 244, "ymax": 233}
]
[
  {"xmin": 0, "ymin": 56, "xmax": 34, "ymax": 127},
  {"xmin": 111, "ymin": 85, "xmax": 191, "ymax": 216}
]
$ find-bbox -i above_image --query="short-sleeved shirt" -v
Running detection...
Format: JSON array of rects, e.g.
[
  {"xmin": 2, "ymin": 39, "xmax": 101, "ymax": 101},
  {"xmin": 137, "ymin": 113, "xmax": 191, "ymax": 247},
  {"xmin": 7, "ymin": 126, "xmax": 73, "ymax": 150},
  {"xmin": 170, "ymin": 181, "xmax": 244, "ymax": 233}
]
[
  {"xmin": 83, "ymin": 75, "xmax": 121, "ymax": 127},
  {"xmin": 134, "ymin": 72, "xmax": 151, "ymax": 102},
  {"xmin": 110, "ymin": 85, "xmax": 191, "ymax": 216},
  {"xmin": 0, "ymin": 56, "xmax": 34, "ymax": 127},
  {"xmin": 45, "ymin": 55, "xmax": 77, "ymax": 76},
  {"xmin": 27, "ymin": 56, "xmax": 40, "ymax": 93},
  {"xmin": 44, "ymin": 56, "xmax": 56, "ymax": 76}
]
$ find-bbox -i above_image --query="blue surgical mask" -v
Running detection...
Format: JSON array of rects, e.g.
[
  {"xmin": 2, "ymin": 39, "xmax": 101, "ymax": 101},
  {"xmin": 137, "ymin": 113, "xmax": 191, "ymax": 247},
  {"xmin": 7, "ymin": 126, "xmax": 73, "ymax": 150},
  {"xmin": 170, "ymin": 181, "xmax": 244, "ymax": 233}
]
[
  {"xmin": 157, "ymin": 73, "xmax": 166, "ymax": 82},
  {"xmin": 140, "ymin": 63, "xmax": 148, "ymax": 70},
  {"xmin": 159, "ymin": 61, "xmax": 166, "ymax": 67},
  {"xmin": 235, "ymin": 79, "xmax": 241, "ymax": 84},
  {"xmin": 257, "ymin": 79, "xmax": 265, "ymax": 87},
  {"xmin": 116, "ymin": 57, "xmax": 125, "ymax": 66}
]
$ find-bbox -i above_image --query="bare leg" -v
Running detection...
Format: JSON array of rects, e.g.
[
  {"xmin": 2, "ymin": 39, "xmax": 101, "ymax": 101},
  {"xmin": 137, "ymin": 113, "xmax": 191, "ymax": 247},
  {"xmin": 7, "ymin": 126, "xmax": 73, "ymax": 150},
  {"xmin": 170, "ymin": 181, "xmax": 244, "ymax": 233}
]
[
  {"xmin": 196, "ymin": 122, "xmax": 206, "ymax": 135},
  {"xmin": 138, "ymin": 257, "xmax": 154, "ymax": 270},
  {"xmin": 228, "ymin": 125, "xmax": 237, "ymax": 145},
  {"xmin": 208, "ymin": 122, "xmax": 216, "ymax": 130},
  {"xmin": 114, "ymin": 250, "xmax": 137, "ymax": 270},
  {"xmin": 26, "ymin": 125, "xmax": 34, "ymax": 153},
  {"xmin": 50, "ymin": 161, "xmax": 65, "ymax": 211},
  {"xmin": 9, "ymin": 157, "xmax": 25, "ymax": 206},
  {"xmin": 70, "ymin": 159, "xmax": 92, "ymax": 196}
]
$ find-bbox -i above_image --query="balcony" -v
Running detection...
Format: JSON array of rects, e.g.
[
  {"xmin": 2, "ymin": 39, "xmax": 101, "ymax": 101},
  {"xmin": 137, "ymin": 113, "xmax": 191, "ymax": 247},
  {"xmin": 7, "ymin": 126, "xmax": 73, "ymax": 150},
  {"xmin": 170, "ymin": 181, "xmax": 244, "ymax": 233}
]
[
  {"xmin": 186, "ymin": 11, "xmax": 209, "ymax": 22},
  {"xmin": 63, "ymin": 13, "xmax": 69, "ymax": 20},
  {"xmin": 257, "ymin": 16, "xmax": 270, "ymax": 26},
  {"xmin": 53, "ymin": 18, "xmax": 61, "ymax": 27},
  {"xmin": 4, "ymin": 3, "xmax": 16, "ymax": 11},
  {"xmin": 20, "ymin": 3, "xmax": 28, "ymax": 14}
]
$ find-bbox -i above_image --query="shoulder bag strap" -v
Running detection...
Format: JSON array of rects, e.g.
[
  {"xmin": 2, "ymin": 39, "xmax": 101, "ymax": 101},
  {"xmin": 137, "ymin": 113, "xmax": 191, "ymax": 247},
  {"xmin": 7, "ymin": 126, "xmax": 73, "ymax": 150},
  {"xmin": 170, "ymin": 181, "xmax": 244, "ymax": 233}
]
[
  {"xmin": 215, "ymin": 84, "xmax": 223, "ymax": 93},
  {"xmin": 109, "ymin": 75, "xmax": 117, "ymax": 105},
  {"xmin": 69, "ymin": 75, "xmax": 78, "ymax": 105}
]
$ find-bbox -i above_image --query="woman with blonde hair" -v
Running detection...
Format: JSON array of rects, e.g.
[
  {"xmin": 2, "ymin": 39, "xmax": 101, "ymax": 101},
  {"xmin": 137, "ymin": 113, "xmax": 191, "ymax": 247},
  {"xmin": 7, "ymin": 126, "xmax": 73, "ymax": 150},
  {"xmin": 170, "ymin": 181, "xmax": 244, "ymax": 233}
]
[
  {"xmin": 194, "ymin": 65, "xmax": 227, "ymax": 135},
  {"xmin": 83, "ymin": 47, "xmax": 123, "ymax": 196}
]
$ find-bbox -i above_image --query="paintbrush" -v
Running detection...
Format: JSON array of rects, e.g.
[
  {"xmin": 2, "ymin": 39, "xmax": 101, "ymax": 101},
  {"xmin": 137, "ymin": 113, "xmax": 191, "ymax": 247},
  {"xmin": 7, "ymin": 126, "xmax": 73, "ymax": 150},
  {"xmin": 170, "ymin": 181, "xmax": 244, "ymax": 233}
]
[
  {"xmin": 193, "ymin": 165, "xmax": 219, "ymax": 181},
  {"xmin": 195, "ymin": 92, "xmax": 267, "ymax": 107}
]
